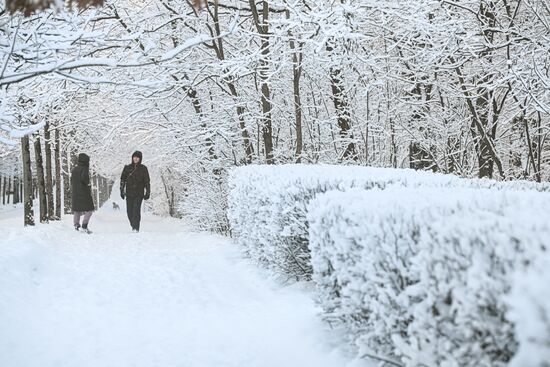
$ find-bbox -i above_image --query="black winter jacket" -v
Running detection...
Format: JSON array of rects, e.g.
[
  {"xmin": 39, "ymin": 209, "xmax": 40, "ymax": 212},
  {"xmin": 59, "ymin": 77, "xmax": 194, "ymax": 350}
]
[
  {"xmin": 71, "ymin": 153, "xmax": 95, "ymax": 212},
  {"xmin": 120, "ymin": 151, "xmax": 150, "ymax": 198}
]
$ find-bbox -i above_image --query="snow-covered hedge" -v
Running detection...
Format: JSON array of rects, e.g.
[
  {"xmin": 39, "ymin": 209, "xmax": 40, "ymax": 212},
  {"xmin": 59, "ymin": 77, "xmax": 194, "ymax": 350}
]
[
  {"xmin": 308, "ymin": 188, "xmax": 550, "ymax": 367},
  {"xmin": 507, "ymin": 250, "xmax": 550, "ymax": 367},
  {"xmin": 227, "ymin": 164, "xmax": 549, "ymax": 281},
  {"xmin": 228, "ymin": 165, "xmax": 466, "ymax": 280}
]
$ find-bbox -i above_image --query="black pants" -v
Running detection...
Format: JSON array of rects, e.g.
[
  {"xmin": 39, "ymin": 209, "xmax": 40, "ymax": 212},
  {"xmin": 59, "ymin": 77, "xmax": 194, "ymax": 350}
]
[{"xmin": 126, "ymin": 196, "xmax": 143, "ymax": 230}]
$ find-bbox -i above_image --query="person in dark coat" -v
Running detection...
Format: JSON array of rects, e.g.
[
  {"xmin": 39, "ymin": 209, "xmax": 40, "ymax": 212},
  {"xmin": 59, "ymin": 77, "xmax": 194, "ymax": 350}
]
[
  {"xmin": 71, "ymin": 153, "xmax": 95, "ymax": 233},
  {"xmin": 120, "ymin": 151, "xmax": 150, "ymax": 232}
]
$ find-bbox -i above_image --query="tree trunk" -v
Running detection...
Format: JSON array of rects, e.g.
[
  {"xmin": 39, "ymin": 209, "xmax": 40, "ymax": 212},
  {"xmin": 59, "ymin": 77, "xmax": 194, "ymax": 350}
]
[
  {"xmin": 4, "ymin": 176, "xmax": 8, "ymax": 204},
  {"xmin": 107, "ymin": 180, "xmax": 114, "ymax": 202},
  {"xmin": 3, "ymin": 176, "xmax": 7, "ymax": 204},
  {"xmin": 227, "ymin": 82, "xmax": 255, "ymax": 163},
  {"xmin": 286, "ymin": 9, "xmax": 303, "ymax": 163},
  {"xmin": 21, "ymin": 136, "xmax": 35, "ymax": 226},
  {"xmin": 32, "ymin": 178, "xmax": 37, "ymax": 200},
  {"xmin": 456, "ymin": 69, "xmax": 504, "ymax": 179},
  {"xmin": 104, "ymin": 177, "xmax": 109, "ymax": 207},
  {"xmin": 536, "ymin": 111, "xmax": 543, "ymax": 182},
  {"xmin": 44, "ymin": 122, "xmax": 55, "ymax": 220},
  {"xmin": 103, "ymin": 177, "xmax": 111, "ymax": 208},
  {"xmin": 98, "ymin": 176, "xmax": 105, "ymax": 208},
  {"xmin": 452, "ymin": 3, "xmax": 506, "ymax": 179},
  {"xmin": 95, "ymin": 175, "xmax": 100, "ymax": 209},
  {"xmin": 249, "ymin": 0, "xmax": 274, "ymax": 164},
  {"xmin": 91, "ymin": 173, "xmax": 98, "ymax": 210},
  {"xmin": 9, "ymin": 177, "xmax": 12, "ymax": 204},
  {"xmin": 34, "ymin": 135, "xmax": 48, "ymax": 223},
  {"xmin": 326, "ymin": 39, "xmax": 357, "ymax": 161},
  {"xmin": 54, "ymin": 127, "xmax": 62, "ymax": 219},
  {"xmin": 161, "ymin": 173, "xmax": 175, "ymax": 217},
  {"xmin": 63, "ymin": 149, "xmax": 72, "ymax": 214},
  {"xmin": 13, "ymin": 176, "xmax": 19, "ymax": 204},
  {"xmin": 7, "ymin": 177, "xmax": 11, "ymax": 204},
  {"xmin": 409, "ymin": 142, "xmax": 437, "ymax": 171},
  {"xmin": 293, "ymin": 61, "xmax": 303, "ymax": 163}
]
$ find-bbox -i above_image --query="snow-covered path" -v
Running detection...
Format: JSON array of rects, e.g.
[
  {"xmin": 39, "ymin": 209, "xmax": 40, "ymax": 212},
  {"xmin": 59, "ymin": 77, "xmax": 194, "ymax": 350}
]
[{"xmin": 0, "ymin": 205, "xmax": 365, "ymax": 367}]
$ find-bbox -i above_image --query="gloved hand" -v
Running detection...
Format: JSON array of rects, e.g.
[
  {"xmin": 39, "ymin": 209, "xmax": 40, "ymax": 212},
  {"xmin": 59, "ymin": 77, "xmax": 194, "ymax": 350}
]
[
  {"xmin": 144, "ymin": 193, "xmax": 150, "ymax": 200},
  {"xmin": 120, "ymin": 189, "xmax": 125, "ymax": 200}
]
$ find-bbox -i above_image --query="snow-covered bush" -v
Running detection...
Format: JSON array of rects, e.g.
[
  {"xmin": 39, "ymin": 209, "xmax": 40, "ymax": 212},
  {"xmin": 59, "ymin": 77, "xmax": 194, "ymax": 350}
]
[
  {"xmin": 228, "ymin": 164, "xmax": 469, "ymax": 280},
  {"xmin": 308, "ymin": 188, "xmax": 550, "ymax": 367},
  {"xmin": 227, "ymin": 164, "xmax": 549, "ymax": 281},
  {"xmin": 179, "ymin": 167, "xmax": 230, "ymax": 234},
  {"xmin": 507, "ymin": 250, "xmax": 550, "ymax": 367}
]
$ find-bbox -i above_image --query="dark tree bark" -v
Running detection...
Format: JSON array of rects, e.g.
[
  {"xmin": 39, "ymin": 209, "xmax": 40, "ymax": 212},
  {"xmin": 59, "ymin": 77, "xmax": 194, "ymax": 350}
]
[
  {"xmin": 227, "ymin": 83, "xmax": 255, "ymax": 164},
  {"xmin": 286, "ymin": 9, "xmax": 303, "ymax": 163},
  {"xmin": 44, "ymin": 122, "xmax": 55, "ymax": 220},
  {"xmin": 91, "ymin": 172, "xmax": 98, "ymax": 209},
  {"xmin": 63, "ymin": 149, "xmax": 72, "ymax": 214},
  {"xmin": 6, "ymin": 177, "xmax": 11, "ymax": 204},
  {"xmin": 21, "ymin": 136, "xmax": 34, "ymax": 226},
  {"xmin": 453, "ymin": 3, "xmax": 506, "ymax": 179},
  {"xmin": 326, "ymin": 39, "xmax": 357, "ymax": 161},
  {"xmin": 54, "ymin": 128, "xmax": 62, "ymax": 219},
  {"xmin": 13, "ymin": 176, "xmax": 20, "ymax": 204},
  {"xmin": 99, "ymin": 176, "xmax": 111, "ymax": 208},
  {"xmin": 408, "ymin": 83, "xmax": 438, "ymax": 172},
  {"xmin": 249, "ymin": 0, "xmax": 274, "ymax": 164},
  {"xmin": 1, "ymin": 176, "xmax": 5, "ymax": 205},
  {"xmin": 409, "ymin": 143, "xmax": 437, "ymax": 172},
  {"xmin": 34, "ymin": 135, "xmax": 48, "ymax": 223}
]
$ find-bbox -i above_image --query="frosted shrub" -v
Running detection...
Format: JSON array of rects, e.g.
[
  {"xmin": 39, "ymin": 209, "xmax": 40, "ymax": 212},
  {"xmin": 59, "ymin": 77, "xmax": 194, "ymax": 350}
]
[
  {"xmin": 404, "ymin": 201, "xmax": 537, "ymax": 367},
  {"xmin": 308, "ymin": 188, "xmax": 550, "ymax": 367},
  {"xmin": 228, "ymin": 164, "xmax": 549, "ymax": 281},
  {"xmin": 309, "ymin": 189, "xmax": 463, "ymax": 362},
  {"xmin": 228, "ymin": 164, "xmax": 470, "ymax": 280},
  {"xmin": 180, "ymin": 167, "xmax": 230, "ymax": 234},
  {"xmin": 507, "ymin": 249, "xmax": 550, "ymax": 367}
]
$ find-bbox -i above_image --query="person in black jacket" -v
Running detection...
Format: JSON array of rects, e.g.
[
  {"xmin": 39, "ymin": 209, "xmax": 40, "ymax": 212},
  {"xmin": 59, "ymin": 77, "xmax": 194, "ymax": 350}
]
[
  {"xmin": 120, "ymin": 151, "xmax": 150, "ymax": 232},
  {"xmin": 71, "ymin": 153, "xmax": 95, "ymax": 233}
]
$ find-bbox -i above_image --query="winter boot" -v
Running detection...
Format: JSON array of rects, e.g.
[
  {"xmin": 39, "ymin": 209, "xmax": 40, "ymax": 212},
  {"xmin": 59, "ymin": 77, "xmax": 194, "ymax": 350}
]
[
  {"xmin": 74, "ymin": 224, "xmax": 81, "ymax": 231},
  {"xmin": 82, "ymin": 223, "xmax": 92, "ymax": 234}
]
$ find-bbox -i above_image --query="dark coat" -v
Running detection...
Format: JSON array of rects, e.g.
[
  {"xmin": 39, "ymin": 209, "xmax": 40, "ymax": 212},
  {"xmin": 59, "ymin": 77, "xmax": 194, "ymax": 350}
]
[
  {"xmin": 120, "ymin": 151, "xmax": 151, "ymax": 198},
  {"xmin": 71, "ymin": 153, "xmax": 95, "ymax": 212}
]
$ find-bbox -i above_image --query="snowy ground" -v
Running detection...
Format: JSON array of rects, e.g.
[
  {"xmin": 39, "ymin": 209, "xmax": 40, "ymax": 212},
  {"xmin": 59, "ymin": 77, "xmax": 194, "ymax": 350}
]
[{"xmin": 0, "ymin": 203, "xmax": 368, "ymax": 367}]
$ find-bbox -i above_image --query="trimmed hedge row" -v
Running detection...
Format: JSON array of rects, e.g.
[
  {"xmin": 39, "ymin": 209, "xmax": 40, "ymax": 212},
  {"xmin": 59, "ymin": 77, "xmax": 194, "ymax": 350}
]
[
  {"xmin": 228, "ymin": 165, "xmax": 469, "ymax": 280},
  {"xmin": 307, "ymin": 188, "xmax": 550, "ymax": 367},
  {"xmin": 228, "ymin": 164, "xmax": 549, "ymax": 281},
  {"xmin": 228, "ymin": 165, "xmax": 550, "ymax": 366}
]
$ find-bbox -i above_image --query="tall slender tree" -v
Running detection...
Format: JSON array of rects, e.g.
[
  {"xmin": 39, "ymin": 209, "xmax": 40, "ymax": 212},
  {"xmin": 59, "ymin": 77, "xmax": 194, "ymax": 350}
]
[
  {"xmin": 21, "ymin": 136, "xmax": 34, "ymax": 226},
  {"xmin": 34, "ymin": 133, "xmax": 48, "ymax": 222}
]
